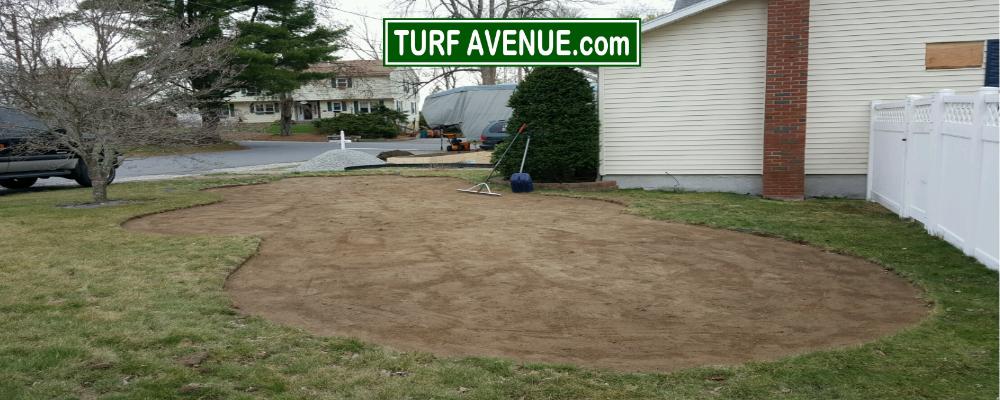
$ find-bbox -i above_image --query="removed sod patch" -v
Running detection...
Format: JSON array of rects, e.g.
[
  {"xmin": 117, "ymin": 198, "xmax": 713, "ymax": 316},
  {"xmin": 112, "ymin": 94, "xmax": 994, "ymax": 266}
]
[{"xmin": 0, "ymin": 170, "xmax": 995, "ymax": 399}]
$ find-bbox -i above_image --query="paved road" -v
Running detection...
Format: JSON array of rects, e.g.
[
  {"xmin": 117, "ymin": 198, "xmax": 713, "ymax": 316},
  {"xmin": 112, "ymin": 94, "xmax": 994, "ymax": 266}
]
[
  {"xmin": 2, "ymin": 138, "xmax": 449, "ymax": 194},
  {"xmin": 117, "ymin": 138, "xmax": 445, "ymax": 179}
]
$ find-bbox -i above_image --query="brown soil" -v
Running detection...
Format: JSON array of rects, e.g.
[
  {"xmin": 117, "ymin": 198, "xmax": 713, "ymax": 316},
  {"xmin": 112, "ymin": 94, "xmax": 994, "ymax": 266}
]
[{"xmin": 124, "ymin": 176, "xmax": 928, "ymax": 372}]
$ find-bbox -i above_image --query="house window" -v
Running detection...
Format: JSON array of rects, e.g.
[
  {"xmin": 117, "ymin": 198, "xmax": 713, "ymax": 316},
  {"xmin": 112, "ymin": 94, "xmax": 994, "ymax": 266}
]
[
  {"xmin": 358, "ymin": 101, "xmax": 371, "ymax": 114},
  {"xmin": 327, "ymin": 101, "xmax": 343, "ymax": 112},
  {"xmin": 334, "ymin": 77, "xmax": 350, "ymax": 89},
  {"xmin": 395, "ymin": 100, "xmax": 402, "ymax": 111},
  {"xmin": 252, "ymin": 102, "xmax": 276, "ymax": 114},
  {"xmin": 410, "ymin": 102, "xmax": 416, "ymax": 114},
  {"xmin": 243, "ymin": 87, "xmax": 259, "ymax": 96},
  {"xmin": 986, "ymin": 39, "xmax": 998, "ymax": 87},
  {"xmin": 925, "ymin": 41, "xmax": 985, "ymax": 70},
  {"xmin": 223, "ymin": 103, "xmax": 235, "ymax": 117}
]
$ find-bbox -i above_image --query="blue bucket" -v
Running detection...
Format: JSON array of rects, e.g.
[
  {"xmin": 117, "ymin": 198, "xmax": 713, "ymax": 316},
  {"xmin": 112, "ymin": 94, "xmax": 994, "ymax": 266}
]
[{"xmin": 510, "ymin": 173, "xmax": 533, "ymax": 193}]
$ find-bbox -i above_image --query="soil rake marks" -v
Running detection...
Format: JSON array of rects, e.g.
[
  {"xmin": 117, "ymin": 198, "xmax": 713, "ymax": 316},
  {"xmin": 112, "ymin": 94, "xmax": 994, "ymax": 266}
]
[{"xmin": 126, "ymin": 176, "xmax": 927, "ymax": 372}]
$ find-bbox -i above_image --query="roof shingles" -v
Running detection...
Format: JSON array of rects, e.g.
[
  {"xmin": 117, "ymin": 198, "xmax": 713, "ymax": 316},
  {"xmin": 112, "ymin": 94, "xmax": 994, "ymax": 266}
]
[
  {"xmin": 672, "ymin": 0, "xmax": 707, "ymax": 12},
  {"xmin": 307, "ymin": 60, "xmax": 392, "ymax": 77}
]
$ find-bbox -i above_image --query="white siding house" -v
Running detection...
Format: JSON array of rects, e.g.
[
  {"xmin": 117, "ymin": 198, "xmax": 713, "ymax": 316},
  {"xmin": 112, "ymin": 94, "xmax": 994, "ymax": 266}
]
[
  {"xmin": 806, "ymin": 0, "xmax": 999, "ymax": 176},
  {"xmin": 223, "ymin": 60, "xmax": 421, "ymax": 128},
  {"xmin": 600, "ymin": 0, "xmax": 767, "ymax": 191},
  {"xmin": 599, "ymin": 0, "xmax": 999, "ymax": 197}
]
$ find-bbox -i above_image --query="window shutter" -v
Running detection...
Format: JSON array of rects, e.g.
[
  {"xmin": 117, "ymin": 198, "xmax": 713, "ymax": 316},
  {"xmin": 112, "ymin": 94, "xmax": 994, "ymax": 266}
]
[
  {"xmin": 986, "ymin": 39, "xmax": 999, "ymax": 87},
  {"xmin": 347, "ymin": 78, "xmax": 353, "ymax": 88},
  {"xmin": 353, "ymin": 101, "xmax": 359, "ymax": 113},
  {"xmin": 331, "ymin": 78, "xmax": 336, "ymax": 88}
]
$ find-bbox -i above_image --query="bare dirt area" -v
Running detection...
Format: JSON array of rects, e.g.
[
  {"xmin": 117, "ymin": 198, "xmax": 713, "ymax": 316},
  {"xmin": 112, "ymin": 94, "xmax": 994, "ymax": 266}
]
[{"xmin": 124, "ymin": 176, "xmax": 928, "ymax": 372}]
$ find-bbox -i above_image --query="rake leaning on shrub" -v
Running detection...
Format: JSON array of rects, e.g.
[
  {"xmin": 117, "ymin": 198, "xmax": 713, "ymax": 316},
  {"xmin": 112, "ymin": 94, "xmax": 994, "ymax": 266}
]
[{"xmin": 458, "ymin": 123, "xmax": 528, "ymax": 196}]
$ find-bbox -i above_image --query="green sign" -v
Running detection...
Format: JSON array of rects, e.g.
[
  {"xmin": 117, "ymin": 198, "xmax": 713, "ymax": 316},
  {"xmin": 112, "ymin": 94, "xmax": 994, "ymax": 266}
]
[{"xmin": 383, "ymin": 19, "xmax": 641, "ymax": 67}]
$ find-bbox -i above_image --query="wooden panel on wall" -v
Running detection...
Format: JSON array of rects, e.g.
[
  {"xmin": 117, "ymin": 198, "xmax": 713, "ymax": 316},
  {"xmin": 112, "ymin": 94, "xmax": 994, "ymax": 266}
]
[{"xmin": 926, "ymin": 41, "xmax": 985, "ymax": 70}]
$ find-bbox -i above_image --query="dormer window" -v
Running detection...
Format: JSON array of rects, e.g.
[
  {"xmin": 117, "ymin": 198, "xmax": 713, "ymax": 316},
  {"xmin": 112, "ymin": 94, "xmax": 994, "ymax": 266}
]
[
  {"xmin": 243, "ymin": 87, "xmax": 259, "ymax": 96},
  {"xmin": 334, "ymin": 77, "xmax": 351, "ymax": 89}
]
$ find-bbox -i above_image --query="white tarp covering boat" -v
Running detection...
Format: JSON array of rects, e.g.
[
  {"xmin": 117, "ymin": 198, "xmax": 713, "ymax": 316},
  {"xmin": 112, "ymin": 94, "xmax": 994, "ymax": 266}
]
[{"xmin": 421, "ymin": 84, "xmax": 516, "ymax": 137}]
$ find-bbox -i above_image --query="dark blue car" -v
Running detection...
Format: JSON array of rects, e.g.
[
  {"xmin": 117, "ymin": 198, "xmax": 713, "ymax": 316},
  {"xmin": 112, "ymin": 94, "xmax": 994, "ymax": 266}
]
[
  {"xmin": 478, "ymin": 120, "xmax": 507, "ymax": 150},
  {"xmin": 0, "ymin": 106, "xmax": 116, "ymax": 189}
]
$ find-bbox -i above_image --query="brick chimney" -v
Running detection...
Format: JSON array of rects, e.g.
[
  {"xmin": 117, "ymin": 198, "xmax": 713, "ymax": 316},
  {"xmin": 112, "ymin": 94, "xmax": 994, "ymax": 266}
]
[{"xmin": 762, "ymin": 0, "xmax": 809, "ymax": 200}]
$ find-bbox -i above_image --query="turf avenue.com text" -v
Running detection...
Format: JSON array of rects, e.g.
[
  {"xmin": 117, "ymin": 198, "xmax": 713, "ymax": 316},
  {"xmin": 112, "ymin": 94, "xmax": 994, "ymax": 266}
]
[{"xmin": 391, "ymin": 29, "xmax": 632, "ymax": 57}]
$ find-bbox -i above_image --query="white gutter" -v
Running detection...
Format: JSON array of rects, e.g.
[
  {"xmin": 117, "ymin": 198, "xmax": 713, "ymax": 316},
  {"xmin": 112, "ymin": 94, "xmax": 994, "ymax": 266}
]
[{"xmin": 642, "ymin": 0, "xmax": 738, "ymax": 32}]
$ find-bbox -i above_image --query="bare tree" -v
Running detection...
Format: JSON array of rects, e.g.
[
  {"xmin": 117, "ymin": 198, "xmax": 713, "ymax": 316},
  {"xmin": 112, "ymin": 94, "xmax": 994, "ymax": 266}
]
[
  {"xmin": 546, "ymin": 2, "xmax": 584, "ymax": 18},
  {"xmin": 0, "ymin": 0, "xmax": 233, "ymax": 203},
  {"xmin": 616, "ymin": 3, "xmax": 667, "ymax": 21},
  {"xmin": 339, "ymin": 17, "xmax": 382, "ymax": 60},
  {"xmin": 0, "ymin": 0, "xmax": 58, "ymax": 76},
  {"xmin": 433, "ymin": 67, "xmax": 462, "ymax": 90}
]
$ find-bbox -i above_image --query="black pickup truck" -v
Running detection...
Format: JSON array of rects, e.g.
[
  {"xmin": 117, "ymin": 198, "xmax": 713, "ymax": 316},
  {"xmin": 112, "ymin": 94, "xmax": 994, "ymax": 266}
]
[{"xmin": 0, "ymin": 106, "xmax": 115, "ymax": 189}]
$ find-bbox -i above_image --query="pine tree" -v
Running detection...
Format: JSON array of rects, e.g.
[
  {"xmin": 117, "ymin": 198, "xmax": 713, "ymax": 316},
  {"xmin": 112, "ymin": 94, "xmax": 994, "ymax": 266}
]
[
  {"xmin": 235, "ymin": 1, "xmax": 344, "ymax": 136},
  {"xmin": 149, "ymin": 0, "xmax": 242, "ymax": 140},
  {"xmin": 147, "ymin": 0, "xmax": 344, "ymax": 137}
]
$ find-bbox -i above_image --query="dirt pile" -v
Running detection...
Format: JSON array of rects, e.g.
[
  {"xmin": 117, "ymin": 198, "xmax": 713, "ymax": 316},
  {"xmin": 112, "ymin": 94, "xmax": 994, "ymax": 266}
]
[{"xmin": 293, "ymin": 149, "xmax": 384, "ymax": 172}]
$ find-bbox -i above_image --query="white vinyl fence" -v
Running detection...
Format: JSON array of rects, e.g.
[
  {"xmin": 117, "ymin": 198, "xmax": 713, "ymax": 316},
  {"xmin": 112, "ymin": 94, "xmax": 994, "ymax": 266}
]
[{"xmin": 869, "ymin": 88, "xmax": 1000, "ymax": 270}]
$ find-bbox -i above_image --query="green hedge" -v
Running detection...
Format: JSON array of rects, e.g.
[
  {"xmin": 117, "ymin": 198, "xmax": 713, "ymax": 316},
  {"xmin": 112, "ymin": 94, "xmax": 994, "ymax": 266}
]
[
  {"xmin": 492, "ymin": 68, "xmax": 599, "ymax": 182},
  {"xmin": 313, "ymin": 105, "xmax": 407, "ymax": 139}
]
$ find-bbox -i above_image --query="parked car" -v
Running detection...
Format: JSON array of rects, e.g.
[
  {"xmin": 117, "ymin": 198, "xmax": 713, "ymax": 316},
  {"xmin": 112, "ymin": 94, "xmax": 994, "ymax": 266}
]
[
  {"xmin": 0, "ymin": 106, "xmax": 117, "ymax": 189},
  {"xmin": 478, "ymin": 120, "xmax": 507, "ymax": 150}
]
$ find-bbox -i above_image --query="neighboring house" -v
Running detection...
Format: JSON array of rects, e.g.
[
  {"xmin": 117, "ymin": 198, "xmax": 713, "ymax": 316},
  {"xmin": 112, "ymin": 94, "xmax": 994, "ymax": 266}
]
[
  {"xmin": 223, "ymin": 60, "xmax": 421, "ymax": 128},
  {"xmin": 599, "ymin": 0, "xmax": 999, "ymax": 199}
]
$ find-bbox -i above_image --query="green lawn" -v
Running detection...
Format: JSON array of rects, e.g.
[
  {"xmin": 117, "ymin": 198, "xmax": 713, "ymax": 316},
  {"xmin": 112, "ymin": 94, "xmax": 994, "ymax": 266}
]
[
  {"xmin": 0, "ymin": 170, "xmax": 995, "ymax": 399},
  {"xmin": 263, "ymin": 122, "xmax": 320, "ymax": 135}
]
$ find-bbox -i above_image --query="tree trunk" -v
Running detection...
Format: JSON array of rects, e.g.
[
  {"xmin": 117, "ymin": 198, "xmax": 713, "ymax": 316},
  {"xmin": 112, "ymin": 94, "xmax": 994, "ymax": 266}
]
[
  {"xmin": 480, "ymin": 67, "xmax": 497, "ymax": 85},
  {"xmin": 91, "ymin": 179, "xmax": 109, "ymax": 203},
  {"xmin": 86, "ymin": 159, "xmax": 109, "ymax": 203},
  {"xmin": 10, "ymin": 12, "xmax": 23, "ymax": 70},
  {"xmin": 199, "ymin": 108, "xmax": 223, "ymax": 143},
  {"xmin": 279, "ymin": 93, "xmax": 293, "ymax": 136}
]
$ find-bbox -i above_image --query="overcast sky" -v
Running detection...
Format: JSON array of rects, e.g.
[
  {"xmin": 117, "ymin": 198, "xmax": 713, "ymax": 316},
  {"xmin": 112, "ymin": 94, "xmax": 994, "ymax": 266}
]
[
  {"xmin": 316, "ymin": 0, "xmax": 674, "ymax": 93},
  {"xmin": 321, "ymin": 0, "xmax": 676, "ymax": 61}
]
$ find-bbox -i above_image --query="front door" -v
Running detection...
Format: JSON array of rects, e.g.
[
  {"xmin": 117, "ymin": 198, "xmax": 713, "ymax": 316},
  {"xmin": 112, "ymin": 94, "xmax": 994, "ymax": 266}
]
[{"xmin": 302, "ymin": 103, "xmax": 313, "ymax": 120}]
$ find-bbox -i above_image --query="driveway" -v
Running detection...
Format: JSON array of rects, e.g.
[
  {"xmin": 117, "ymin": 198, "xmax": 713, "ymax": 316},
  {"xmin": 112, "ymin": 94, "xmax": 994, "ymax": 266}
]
[{"xmin": 1, "ymin": 138, "xmax": 449, "ymax": 194}]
